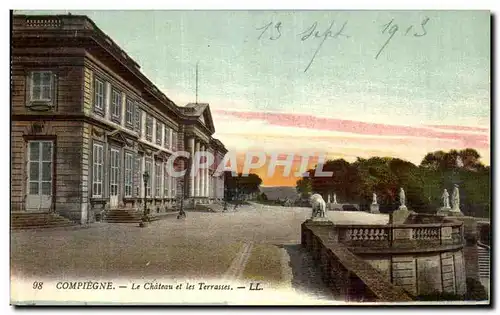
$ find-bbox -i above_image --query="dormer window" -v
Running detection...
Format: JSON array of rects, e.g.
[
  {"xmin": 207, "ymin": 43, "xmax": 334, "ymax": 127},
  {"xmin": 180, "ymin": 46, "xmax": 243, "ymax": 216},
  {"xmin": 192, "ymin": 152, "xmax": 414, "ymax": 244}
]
[{"xmin": 27, "ymin": 71, "xmax": 56, "ymax": 110}]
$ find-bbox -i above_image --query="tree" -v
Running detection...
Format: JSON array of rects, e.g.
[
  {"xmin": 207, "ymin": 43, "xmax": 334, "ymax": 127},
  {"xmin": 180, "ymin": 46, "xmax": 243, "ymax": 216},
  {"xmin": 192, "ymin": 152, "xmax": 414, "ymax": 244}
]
[
  {"xmin": 296, "ymin": 177, "xmax": 312, "ymax": 198},
  {"xmin": 459, "ymin": 148, "xmax": 483, "ymax": 171},
  {"xmin": 420, "ymin": 150, "xmax": 446, "ymax": 170},
  {"xmin": 293, "ymin": 149, "xmax": 489, "ymax": 217},
  {"xmin": 223, "ymin": 171, "xmax": 263, "ymax": 200}
]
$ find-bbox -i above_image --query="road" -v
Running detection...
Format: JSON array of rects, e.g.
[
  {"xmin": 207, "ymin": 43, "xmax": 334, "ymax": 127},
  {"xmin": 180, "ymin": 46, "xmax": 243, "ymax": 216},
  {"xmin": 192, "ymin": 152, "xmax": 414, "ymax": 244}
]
[{"xmin": 11, "ymin": 203, "xmax": 389, "ymax": 300}]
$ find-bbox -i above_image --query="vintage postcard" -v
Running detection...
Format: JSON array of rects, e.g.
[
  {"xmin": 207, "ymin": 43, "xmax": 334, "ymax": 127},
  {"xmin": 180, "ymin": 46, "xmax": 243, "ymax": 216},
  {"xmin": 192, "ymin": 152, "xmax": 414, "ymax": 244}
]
[{"xmin": 10, "ymin": 10, "xmax": 490, "ymax": 305}]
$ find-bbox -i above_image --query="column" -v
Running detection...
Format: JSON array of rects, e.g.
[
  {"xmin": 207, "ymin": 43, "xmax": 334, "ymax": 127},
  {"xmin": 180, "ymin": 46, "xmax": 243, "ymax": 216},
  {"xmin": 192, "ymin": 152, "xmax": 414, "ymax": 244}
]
[
  {"xmin": 189, "ymin": 137, "xmax": 195, "ymax": 197},
  {"xmin": 200, "ymin": 144, "xmax": 206, "ymax": 198},
  {"xmin": 205, "ymin": 152, "xmax": 209, "ymax": 198},
  {"xmin": 195, "ymin": 140, "xmax": 200, "ymax": 197}
]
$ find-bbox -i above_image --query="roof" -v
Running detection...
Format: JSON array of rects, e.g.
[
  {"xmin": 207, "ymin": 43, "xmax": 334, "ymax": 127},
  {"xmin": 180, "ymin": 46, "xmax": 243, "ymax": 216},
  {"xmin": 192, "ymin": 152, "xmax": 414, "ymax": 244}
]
[{"xmin": 181, "ymin": 103, "xmax": 216, "ymax": 134}]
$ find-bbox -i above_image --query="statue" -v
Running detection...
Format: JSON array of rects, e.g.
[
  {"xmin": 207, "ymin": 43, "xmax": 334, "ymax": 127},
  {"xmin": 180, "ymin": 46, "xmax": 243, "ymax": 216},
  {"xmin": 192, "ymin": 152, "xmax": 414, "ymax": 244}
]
[
  {"xmin": 370, "ymin": 192, "xmax": 380, "ymax": 213},
  {"xmin": 309, "ymin": 193, "xmax": 326, "ymax": 220},
  {"xmin": 399, "ymin": 187, "xmax": 406, "ymax": 207},
  {"xmin": 327, "ymin": 194, "xmax": 331, "ymax": 204},
  {"xmin": 442, "ymin": 189, "xmax": 450, "ymax": 208},
  {"xmin": 451, "ymin": 184, "xmax": 460, "ymax": 211},
  {"xmin": 333, "ymin": 193, "xmax": 338, "ymax": 204}
]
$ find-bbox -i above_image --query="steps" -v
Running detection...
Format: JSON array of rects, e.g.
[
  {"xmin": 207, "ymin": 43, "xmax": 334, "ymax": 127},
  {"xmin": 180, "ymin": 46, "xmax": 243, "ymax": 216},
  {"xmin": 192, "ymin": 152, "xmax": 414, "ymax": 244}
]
[
  {"xmin": 105, "ymin": 208, "xmax": 142, "ymax": 223},
  {"xmin": 11, "ymin": 212, "xmax": 76, "ymax": 230},
  {"xmin": 477, "ymin": 245, "xmax": 490, "ymax": 279}
]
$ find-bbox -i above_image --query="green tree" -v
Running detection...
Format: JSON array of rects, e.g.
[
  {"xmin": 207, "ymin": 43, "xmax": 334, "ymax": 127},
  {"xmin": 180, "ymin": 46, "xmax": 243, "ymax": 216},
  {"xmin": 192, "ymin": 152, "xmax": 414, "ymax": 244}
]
[{"xmin": 296, "ymin": 177, "xmax": 312, "ymax": 198}]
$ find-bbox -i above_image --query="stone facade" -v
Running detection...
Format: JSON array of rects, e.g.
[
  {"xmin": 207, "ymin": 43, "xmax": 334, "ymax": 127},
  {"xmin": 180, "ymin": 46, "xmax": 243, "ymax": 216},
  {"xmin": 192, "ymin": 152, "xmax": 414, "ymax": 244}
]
[{"xmin": 11, "ymin": 14, "xmax": 227, "ymax": 224}]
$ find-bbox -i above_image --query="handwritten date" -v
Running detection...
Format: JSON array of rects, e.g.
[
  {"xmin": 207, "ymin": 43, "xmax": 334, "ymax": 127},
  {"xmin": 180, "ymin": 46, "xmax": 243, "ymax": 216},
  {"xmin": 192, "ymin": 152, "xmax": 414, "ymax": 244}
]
[
  {"xmin": 257, "ymin": 20, "xmax": 350, "ymax": 72},
  {"xmin": 375, "ymin": 17, "xmax": 430, "ymax": 59}
]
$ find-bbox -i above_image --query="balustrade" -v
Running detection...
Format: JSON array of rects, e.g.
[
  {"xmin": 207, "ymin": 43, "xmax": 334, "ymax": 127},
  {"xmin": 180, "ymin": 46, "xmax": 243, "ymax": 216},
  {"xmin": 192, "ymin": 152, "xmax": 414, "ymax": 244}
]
[{"xmin": 336, "ymin": 221, "xmax": 463, "ymax": 249}]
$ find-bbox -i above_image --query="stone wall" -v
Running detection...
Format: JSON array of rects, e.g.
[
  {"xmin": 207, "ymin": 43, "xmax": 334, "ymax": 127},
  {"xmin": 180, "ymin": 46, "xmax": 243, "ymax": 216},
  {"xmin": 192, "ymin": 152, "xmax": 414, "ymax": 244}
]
[
  {"xmin": 301, "ymin": 220, "xmax": 413, "ymax": 302},
  {"xmin": 304, "ymin": 218, "xmax": 468, "ymax": 299}
]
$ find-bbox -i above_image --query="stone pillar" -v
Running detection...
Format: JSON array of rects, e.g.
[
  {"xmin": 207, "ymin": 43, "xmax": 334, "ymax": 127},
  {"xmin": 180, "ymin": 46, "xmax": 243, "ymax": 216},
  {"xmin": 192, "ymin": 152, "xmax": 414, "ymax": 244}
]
[
  {"xmin": 195, "ymin": 141, "xmax": 200, "ymax": 197},
  {"xmin": 205, "ymin": 149, "xmax": 210, "ymax": 199},
  {"xmin": 189, "ymin": 137, "xmax": 195, "ymax": 197},
  {"xmin": 200, "ymin": 144, "xmax": 206, "ymax": 198}
]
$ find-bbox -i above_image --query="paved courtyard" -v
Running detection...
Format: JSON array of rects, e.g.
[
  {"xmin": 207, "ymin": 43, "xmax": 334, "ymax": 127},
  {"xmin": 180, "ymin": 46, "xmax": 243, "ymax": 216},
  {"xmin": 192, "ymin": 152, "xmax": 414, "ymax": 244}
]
[{"xmin": 11, "ymin": 203, "xmax": 389, "ymax": 297}]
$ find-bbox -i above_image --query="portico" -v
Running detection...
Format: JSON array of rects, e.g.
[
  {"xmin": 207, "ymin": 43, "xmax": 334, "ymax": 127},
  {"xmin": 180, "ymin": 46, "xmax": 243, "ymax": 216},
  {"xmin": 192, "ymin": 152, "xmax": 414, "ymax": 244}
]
[{"xmin": 181, "ymin": 103, "xmax": 226, "ymax": 205}]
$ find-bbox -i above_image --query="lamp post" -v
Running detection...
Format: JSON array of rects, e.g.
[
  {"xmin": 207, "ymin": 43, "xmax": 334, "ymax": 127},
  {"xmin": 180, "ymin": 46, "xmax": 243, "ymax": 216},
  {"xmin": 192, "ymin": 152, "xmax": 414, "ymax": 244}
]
[
  {"xmin": 178, "ymin": 178, "xmax": 186, "ymax": 219},
  {"xmin": 140, "ymin": 171, "xmax": 150, "ymax": 226}
]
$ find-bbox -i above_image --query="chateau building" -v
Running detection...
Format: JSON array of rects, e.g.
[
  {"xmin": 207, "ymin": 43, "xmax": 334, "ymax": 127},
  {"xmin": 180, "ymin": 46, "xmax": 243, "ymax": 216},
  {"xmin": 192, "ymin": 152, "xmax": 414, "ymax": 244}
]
[{"xmin": 11, "ymin": 14, "xmax": 227, "ymax": 224}]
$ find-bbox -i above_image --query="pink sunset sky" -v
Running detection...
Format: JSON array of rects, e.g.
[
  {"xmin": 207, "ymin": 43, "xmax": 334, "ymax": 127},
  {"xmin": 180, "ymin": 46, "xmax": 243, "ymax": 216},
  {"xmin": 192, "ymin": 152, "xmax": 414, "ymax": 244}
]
[{"xmin": 32, "ymin": 10, "xmax": 488, "ymax": 187}]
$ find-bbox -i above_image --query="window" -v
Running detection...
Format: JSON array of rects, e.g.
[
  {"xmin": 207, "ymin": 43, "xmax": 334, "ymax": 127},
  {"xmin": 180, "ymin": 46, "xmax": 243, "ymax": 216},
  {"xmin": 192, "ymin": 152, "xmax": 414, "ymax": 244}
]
[
  {"xmin": 93, "ymin": 77, "xmax": 105, "ymax": 113},
  {"xmin": 145, "ymin": 158, "xmax": 152, "ymax": 197},
  {"xmin": 92, "ymin": 143, "xmax": 104, "ymax": 197},
  {"xmin": 145, "ymin": 115, "xmax": 153, "ymax": 142},
  {"xmin": 164, "ymin": 127, "xmax": 171, "ymax": 149},
  {"xmin": 171, "ymin": 177, "xmax": 176, "ymax": 198},
  {"xmin": 28, "ymin": 141, "xmax": 53, "ymax": 196},
  {"xmin": 124, "ymin": 152, "xmax": 134, "ymax": 197},
  {"xmin": 171, "ymin": 131, "xmax": 177, "ymax": 151},
  {"xmin": 163, "ymin": 163, "xmax": 170, "ymax": 198},
  {"xmin": 134, "ymin": 103, "xmax": 142, "ymax": 135},
  {"xmin": 110, "ymin": 148, "xmax": 120, "ymax": 197},
  {"xmin": 30, "ymin": 71, "xmax": 53, "ymax": 102},
  {"xmin": 125, "ymin": 98, "xmax": 134, "ymax": 128},
  {"xmin": 135, "ymin": 155, "xmax": 142, "ymax": 197},
  {"xmin": 156, "ymin": 122, "xmax": 163, "ymax": 146},
  {"xmin": 155, "ymin": 162, "xmax": 162, "ymax": 197},
  {"xmin": 111, "ymin": 89, "xmax": 122, "ymax": 120}
]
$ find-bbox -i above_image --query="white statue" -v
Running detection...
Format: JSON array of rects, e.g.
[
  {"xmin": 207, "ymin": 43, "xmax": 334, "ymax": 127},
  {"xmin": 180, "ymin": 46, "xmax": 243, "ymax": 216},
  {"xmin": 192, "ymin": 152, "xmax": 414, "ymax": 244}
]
[
  {"xmin": 451, "ymin": 185, "xmax": 460, "ymax": 211},
  {"xmin": 333, "ymin": 193, "xmax": 338, "ymax": 204},
  {"xmin": 309, "ymin": 193, "xmax": 326, "ymax": 219},
  {"xmin": 442, "ymin": 189, "xmax": 450, "ymax": 208},
  {"xmin": 327, "ymin": 194, "xmax": 331, "ymax": 204},
  {"xmin": 399, "ymin": 188, "xmax": 406, "ymax": 207},
  {"xmin": 372, "ymin": 193, "xmax": 378, "ymax": 205}
]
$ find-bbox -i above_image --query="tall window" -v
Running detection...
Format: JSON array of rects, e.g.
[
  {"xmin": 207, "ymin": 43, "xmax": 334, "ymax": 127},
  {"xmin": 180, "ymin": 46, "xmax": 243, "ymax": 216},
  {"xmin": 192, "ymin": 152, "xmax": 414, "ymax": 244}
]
[
  {"xmin": 155, "ymin": 161, "xmax": 162, "ymax": 197},
  {"xmin": 30, "ymin": 71, "xmax": 53, "ymax": 102},
  {"xmin": 92, "ymin": 143, "xmax": 104, "ymax": 198},
  {"xmin": 111, "ymin": 89, "xmax": 122, "ymax": 121},
  {"xmin": 163, "ymin": 163, "xmax": 170, "ymax": 198},
  {"xmin": 171, "ymin": 131, "xmax": 177, "ymax": 151},
  {"xmin": 125, "ymin": 98, "xmax": 134, "ymax": 128},
  {"xmin": 110, "ymin": 148, "xmax": 120, "ymax": 197},
  {"xmin": 27, "ymin": 141, "xmax": 53, "ymax": 197},
  {"xmin": 171, "ymin": 177, "xmax": 176, "ymax": 198},
  {"xmin": 134, "ymin": 103, "xmax": 142, "ymax": 136},
  {"xmin": 156, "ymin": 122, "xmax": 163, "ymax": 146},
  {"xmin": 145, "ymin": 115, "xmax": 153, "ymax": 141},
  {"xmin": 93, "ymin": 77, "xmax": 105, "ymax": 113},
  {"xmin": 164, "ymin": 127, "xmax": 171, "ymax": 149},
  {"xmin": 124, "ymin": 152, "xmax": 133, "ymax": 197},
  {"xmin": 135, "ymin": 155, "xmax": 142, "ymax": 197},
  {"xmin": 145, "ymin": 158, "xmax": 152, "ymax": 197}
]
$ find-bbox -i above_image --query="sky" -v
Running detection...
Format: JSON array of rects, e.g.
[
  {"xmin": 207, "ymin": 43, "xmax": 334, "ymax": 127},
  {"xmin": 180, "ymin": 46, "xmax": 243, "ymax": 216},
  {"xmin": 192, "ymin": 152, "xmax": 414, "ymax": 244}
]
[{"xmin": 18, "ymin": 10, "xmax": 491, "ymax": 186}]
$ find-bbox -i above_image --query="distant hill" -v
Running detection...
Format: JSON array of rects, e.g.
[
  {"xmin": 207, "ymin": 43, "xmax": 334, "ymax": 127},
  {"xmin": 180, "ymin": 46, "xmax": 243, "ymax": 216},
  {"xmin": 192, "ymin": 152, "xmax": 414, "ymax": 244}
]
[{"xmin": 259, "ymin": 186, "xmax": 300, "ymax": 201}]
